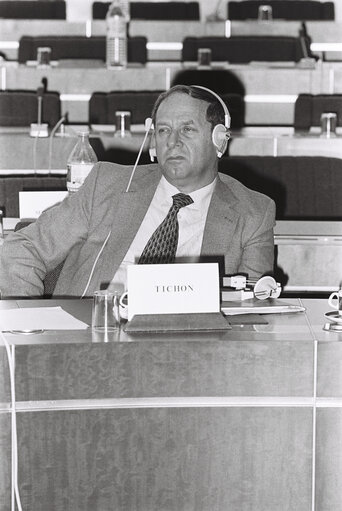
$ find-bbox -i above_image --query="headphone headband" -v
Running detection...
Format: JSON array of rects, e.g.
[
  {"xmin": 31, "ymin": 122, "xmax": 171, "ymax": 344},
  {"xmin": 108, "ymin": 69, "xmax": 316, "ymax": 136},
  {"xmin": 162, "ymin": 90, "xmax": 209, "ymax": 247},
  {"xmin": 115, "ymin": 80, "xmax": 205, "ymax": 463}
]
[{"xmin": 191, "ymin": 85, "xmax": 231, "ymax": 130}]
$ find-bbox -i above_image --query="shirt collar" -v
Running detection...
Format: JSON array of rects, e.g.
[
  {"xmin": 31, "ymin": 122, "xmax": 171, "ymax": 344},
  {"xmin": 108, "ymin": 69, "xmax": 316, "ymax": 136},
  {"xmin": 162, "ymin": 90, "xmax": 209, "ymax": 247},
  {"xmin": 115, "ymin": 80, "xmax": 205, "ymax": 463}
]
[{"xmin": 158, "ymin": 175, "xmax": 217, "ymax": 209}]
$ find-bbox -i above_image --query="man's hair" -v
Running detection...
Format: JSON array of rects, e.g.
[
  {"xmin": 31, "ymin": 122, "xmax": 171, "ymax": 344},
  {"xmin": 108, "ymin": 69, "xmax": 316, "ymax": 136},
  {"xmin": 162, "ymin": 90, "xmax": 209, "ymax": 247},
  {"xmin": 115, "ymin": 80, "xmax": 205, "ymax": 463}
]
[{"xmin": 151, "ymin": 85, "xmax": 225, "ymax": 130}]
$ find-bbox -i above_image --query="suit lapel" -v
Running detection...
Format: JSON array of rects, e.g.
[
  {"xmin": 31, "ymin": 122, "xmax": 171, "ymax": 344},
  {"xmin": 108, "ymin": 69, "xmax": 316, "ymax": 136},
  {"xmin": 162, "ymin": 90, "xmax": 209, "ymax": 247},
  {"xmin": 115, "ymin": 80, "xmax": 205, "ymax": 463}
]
[
  {"xmin": 201, "ymin": 176, "xmax": 240, "ymax": 256},
  {"xmin": 97, "ymin": 168, "xmax": 162, "ymax": 286}
]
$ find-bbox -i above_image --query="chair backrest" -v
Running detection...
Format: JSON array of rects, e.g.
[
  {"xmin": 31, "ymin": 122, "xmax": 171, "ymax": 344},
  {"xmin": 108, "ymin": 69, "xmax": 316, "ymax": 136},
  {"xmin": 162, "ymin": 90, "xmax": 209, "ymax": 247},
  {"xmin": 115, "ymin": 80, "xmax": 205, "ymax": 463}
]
[
  {"xmin": 0, "ymin": 1, "xmax": 66, "ymax": 19},
  {"xmin": 0, "ymin": 90, "xmax": 61, "ymax": 127},
  {"xmin": 294, "ymin": 94, "xmax": 342, "ymax": 131},
  {"xmin": 218, "ymin": 156, "xmax": 342, "ymax": 220},
  {"xmin": 182, "ymin": 36, "xmax": 312, "ymax": 63},
  {"xmin": 18, "ymin": 36, "xmax": 147, "ymax": 64},
  {"xmin": 89, "ymin": 91, "xmax": 163, "ymax": 125},
  {"xmin": 0, "ymin": 176, "xmax": 67, "ymax": 218},
  {"xmin": 227, "ymin": 1, "xmax": 335, "ymax": 21},
  {"xmin": 92, "ymin": 1, "xmax": 200, "ymax": 20}
]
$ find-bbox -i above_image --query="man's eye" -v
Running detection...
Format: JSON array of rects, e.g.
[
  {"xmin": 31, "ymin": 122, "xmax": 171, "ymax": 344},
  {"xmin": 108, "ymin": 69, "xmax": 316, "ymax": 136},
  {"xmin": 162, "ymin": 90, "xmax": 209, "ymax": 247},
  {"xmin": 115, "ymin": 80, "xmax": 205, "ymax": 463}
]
[
  {"xmin": 158, "ymin": 127, "xmax": 170, "ymax": 135},
  {"xmin": 182, "ymin": 126, "xmax": 194, "ymax": 133}
]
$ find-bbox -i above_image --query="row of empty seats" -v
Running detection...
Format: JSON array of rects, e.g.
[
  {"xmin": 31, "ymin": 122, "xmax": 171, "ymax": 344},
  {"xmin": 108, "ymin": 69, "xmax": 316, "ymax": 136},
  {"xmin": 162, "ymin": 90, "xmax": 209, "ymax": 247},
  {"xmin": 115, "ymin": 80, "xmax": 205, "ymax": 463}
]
[
  {"xmin": 227, "ymin": 1, "xmax": 335, "ymax": 21},
  {"xmin": 18, "ymin": 36, "xmax": 147, "ymax": 64},
  {"xmin": 15, "ymin": 35, "xmax": 314, "ymax": 64},
  {"xmin": 1, "ymin": 90, "xmax": 341, "ymax": 131},
  {"xmin": 93, "ymin": 1, "xmax": 200, "ymax": 20},
  {"xmin": 1, "ymin": 156, "xmax": 341, "ymax": 219},
  {"xmin": 0, "ymin": 1, "xmax": 335, "ymax": 20}
]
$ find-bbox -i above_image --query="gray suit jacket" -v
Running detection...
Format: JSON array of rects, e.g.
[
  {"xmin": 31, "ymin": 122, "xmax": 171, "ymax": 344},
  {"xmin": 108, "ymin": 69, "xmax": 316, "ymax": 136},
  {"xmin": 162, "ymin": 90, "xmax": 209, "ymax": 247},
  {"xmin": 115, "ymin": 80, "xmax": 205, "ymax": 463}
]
[{"xmin": 0, "ymin": 162, "xmax": 275, "ymax": 297}]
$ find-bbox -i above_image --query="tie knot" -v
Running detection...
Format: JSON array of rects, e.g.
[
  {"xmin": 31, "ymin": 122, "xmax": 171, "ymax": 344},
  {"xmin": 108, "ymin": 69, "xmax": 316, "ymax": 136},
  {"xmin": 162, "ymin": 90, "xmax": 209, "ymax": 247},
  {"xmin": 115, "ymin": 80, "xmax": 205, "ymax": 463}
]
[{"xmin": 172, "ymin": 193, "xmax": 193, "ymax": 211}]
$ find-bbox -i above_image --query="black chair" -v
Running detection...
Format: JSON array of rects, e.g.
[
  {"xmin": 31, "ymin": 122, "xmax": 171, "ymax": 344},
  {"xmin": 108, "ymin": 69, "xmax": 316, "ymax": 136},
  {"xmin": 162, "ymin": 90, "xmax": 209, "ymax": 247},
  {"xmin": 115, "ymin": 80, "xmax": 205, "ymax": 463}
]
[
  {"xmin": 18, "ymin": 36, "xmax": 147, "ymax": 64},
  {"xmin": 89, "ymin": 90, "xmax": 163, "ymax": 125},
  {"xmin": 92, "ymin": 1, "xmax": 200, "ymax": 20},
  {"xmin": 218, "ymin": 155, "xmax": 342, "ymax": 220},
  {"xmin": 294, "ymin": 94, "xmax": 342, "ymax": 131},
  {"xmin": 227, "ymin": 1, "xmax": 335, "ymax": 21},
  {"xmin": 0, "ymin": 1, "xmax": 66, "ymax": 19},
  {"xmin": 0, "ymin": 90, "xmax": 61, "ymax": 127},
  {"xmin": 182, "ymin": 36, "xmax": 314, "ymax": 63}
]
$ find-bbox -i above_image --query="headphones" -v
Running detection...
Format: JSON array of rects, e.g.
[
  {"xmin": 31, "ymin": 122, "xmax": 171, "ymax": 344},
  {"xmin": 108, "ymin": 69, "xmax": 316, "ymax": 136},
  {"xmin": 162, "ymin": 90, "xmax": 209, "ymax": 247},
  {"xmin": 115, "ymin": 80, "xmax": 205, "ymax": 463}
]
[{"xmin": 148, "ymin": 85, "xmax": 231, "ymax": 161}]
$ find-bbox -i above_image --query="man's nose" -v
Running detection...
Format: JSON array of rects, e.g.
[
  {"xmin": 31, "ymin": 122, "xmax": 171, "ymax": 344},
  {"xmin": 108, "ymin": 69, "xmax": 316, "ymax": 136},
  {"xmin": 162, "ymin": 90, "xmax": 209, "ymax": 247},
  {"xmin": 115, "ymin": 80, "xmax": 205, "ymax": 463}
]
[{"xmin": 167, "ymin": 129, "xmax": 181, "ymax": 148}]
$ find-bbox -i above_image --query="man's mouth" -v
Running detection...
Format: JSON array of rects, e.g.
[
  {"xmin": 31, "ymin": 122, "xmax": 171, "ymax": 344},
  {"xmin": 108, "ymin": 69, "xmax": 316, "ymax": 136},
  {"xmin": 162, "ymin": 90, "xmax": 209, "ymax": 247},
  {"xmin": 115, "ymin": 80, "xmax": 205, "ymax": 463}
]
[{"xmin": 166, "ymin": 155, "xmax": 185, "ymax": 161}]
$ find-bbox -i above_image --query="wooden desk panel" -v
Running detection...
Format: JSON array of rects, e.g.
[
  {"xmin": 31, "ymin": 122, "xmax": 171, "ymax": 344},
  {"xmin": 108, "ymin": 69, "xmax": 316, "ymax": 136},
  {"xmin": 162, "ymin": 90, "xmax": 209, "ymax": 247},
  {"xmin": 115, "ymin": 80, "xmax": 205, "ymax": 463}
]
[
  {"xmin": 13, "ymin": 339, "xmax": 314, "ymax": 401},
  {"xmin": 316, "ymin": 409, "xmax": 342, "ymax": 511},
  {"xmin": 14, "ymin": 407, "xmax": 312, "ymax": 511}
]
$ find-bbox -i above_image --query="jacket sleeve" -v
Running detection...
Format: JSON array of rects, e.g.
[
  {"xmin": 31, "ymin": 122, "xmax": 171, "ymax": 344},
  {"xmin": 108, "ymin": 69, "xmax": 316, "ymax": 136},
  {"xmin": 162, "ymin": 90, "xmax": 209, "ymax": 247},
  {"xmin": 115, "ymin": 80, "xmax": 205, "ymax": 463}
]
[
  {"xmin": 0, "ymin": 164, "xmax": 100, "ymax": 297},
  {"xmin": 238, "ymin": 197, "xmax": 276, "ymax": 279}
]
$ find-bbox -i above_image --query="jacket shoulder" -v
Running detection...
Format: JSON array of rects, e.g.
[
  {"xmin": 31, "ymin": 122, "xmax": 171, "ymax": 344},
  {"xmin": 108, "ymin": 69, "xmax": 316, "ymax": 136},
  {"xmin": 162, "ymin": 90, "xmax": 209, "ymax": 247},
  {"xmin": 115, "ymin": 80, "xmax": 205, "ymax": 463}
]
[{"xmin": 218, "ymin": 171, "xmax": 275, "ymax": 209}]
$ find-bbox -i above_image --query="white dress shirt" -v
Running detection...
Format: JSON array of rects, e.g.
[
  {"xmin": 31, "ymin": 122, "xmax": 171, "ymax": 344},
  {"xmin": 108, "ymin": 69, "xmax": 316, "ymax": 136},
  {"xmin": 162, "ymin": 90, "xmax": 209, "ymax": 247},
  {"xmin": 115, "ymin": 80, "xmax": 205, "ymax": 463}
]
[{"xmin": 110, "ymin": 175, "xmax": 217, "ymax": 290}]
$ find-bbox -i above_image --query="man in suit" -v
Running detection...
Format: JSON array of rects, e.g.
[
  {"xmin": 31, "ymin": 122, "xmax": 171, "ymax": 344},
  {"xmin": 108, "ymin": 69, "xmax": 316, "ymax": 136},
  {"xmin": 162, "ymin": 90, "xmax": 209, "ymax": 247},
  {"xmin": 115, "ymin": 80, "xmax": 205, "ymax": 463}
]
[{"xmin": 0, "ymin": 85, "xmax": 275, "ymax": 297}]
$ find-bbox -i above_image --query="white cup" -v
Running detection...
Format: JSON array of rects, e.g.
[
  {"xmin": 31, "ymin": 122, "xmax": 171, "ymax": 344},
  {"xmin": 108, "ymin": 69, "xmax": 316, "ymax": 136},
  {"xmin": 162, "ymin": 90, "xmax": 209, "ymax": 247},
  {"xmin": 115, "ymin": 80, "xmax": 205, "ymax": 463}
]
[
  {"xmin": 328, "ymin": 290, "xmax": 342, "ymax": 315},
  {"xmin": 258, "ymin": 5, "xmax": 273, "ymax": 21},
  {"xmin": 197, "ymin": 48, "xmax": 212, "ymax": 67},
  {"xmin": 37, "ymin": 47, "xmax": 51, "ymax": 67},
  {"xmin": 320, "ymin": 112, "xmax": 337, "ymax": 138},
  {"xmin": 114, "ymin": 110, "xmax": 131, "ymax": 138}
]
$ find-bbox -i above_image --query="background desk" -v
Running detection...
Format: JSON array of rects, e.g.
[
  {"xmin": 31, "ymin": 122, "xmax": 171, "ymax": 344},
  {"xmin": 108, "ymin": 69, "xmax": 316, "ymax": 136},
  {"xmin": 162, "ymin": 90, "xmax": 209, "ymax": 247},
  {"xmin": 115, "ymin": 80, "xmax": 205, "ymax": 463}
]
[
  {"xmin": 1, "ymin": 128, "xmax": 341, "ymax": 174},
  {"xmin": 2, "ymin": 61, "xmax": 341, "ymax": 124},
  {"xmin": 1, "ymin": 298, "xmax": 342, "ymax": 510}
]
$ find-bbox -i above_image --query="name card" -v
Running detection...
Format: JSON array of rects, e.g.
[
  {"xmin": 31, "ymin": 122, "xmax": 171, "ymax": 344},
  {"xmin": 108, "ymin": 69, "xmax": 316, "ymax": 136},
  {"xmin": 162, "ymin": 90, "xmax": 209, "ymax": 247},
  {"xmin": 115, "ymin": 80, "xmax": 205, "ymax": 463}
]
[
  {"xmin": 19, "ymin": 191, "xmax": 68, "ymax": 219},
  {"xmin": 126, "ymin": 263, "xmax": 220, "ymax": 321}
]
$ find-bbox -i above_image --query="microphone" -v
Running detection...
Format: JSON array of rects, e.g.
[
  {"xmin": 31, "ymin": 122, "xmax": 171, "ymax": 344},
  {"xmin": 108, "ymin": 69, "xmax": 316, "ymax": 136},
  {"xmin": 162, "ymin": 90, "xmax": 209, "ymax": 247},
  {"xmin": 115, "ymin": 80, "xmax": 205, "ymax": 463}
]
[
  {"xmin": 125, "ymin": 117, "xmax": 154, "ymax": 193},
  {"xmin": 30, "ymin": 85, "xmax": 49, "ymax": 138},
  {"xmin": 48, "ymin": 112, "xmax": 68, "ymax": 175}
]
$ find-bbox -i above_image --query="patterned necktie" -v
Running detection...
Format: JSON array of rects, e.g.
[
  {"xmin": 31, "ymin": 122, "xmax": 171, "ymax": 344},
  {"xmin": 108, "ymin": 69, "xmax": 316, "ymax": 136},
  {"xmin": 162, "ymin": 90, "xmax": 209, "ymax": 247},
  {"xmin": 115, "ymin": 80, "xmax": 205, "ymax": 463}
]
[{"xmin": 138, "ymin": 193, "xmax": 194, "ymax": 264}]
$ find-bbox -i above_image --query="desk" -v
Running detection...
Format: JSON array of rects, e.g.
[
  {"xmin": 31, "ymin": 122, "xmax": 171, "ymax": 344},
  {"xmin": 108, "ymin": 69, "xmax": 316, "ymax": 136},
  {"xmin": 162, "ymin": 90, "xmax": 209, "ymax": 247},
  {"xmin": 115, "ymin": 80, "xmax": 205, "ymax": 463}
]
[
  {"xmin": 2, "ymin": 61, "xmax": 342, "ymax": 124},
  {"xmin": 0, "ymin": 298, "xmax": 342, "ymax": 510},
  {"xmin": 1, "ymin": 127, "xmax": 341, "ymax": 175},
  {"xmin": 0, "ymin": 127, "xmax": 150, "ymax": 172},
  {"xmin": 229, "ymin": 127, "xmax": 342, "ymax": 158}
]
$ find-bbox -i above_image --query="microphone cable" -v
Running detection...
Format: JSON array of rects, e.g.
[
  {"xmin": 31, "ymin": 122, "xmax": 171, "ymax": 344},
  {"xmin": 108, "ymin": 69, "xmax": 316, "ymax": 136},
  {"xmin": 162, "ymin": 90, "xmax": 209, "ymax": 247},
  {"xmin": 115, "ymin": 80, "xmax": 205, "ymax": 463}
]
[
  {"xmin": 0, "ymin": 331, "xmax": 23, "ymax": 511},
  {"xmin": 82, "ymin": 118, "xmax": 153, "ymax": 295},
  {"xmin": 81, "ymin": 230, "xmax": 112, "ymax": 298},
  {"xmin": 48, "ymin": 114, "xmax": 68, "ymax": 175},
  {"xmin": 32, "ymin": 86, "xmax": 46, "ymax": 175},
  {"xmin": 125, "ymin": 117, "xmax": 153, "ymax": 193}
]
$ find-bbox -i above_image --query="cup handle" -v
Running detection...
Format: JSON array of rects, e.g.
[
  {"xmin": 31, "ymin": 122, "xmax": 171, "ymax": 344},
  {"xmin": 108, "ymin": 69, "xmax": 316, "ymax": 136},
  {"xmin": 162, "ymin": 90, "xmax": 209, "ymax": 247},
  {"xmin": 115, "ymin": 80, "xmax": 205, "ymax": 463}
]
[
  {"xmin": 328, "ymin": 292, "xmax": 338, "ymax": 309},
  {"xmin": 119, "ymin": 291, "xmax": 128, "ymax": 320}
]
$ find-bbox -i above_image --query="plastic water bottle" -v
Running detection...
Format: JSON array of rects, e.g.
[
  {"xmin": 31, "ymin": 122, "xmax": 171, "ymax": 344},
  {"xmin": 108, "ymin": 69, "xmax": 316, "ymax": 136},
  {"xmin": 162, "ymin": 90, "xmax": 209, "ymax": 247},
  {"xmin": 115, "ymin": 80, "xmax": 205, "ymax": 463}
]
[
  {"xmin": 106, "ymin": 0, "xmax": 130, "ymax": 68},
  {"xmin": 66, "ymin": 132, "xmax": 98, "ymax": 194}
]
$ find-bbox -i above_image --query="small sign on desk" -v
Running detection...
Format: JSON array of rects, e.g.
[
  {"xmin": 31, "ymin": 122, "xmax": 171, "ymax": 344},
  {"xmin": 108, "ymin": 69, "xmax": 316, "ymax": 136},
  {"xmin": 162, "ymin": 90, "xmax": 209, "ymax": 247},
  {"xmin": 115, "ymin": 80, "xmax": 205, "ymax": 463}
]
[
  {"xmin": 19, "ymin": 191, "xmax": 68, "ymax": 219},
  {"xmin": 127, "ymin": 263, "xmax": 220, "ymax": 321}
]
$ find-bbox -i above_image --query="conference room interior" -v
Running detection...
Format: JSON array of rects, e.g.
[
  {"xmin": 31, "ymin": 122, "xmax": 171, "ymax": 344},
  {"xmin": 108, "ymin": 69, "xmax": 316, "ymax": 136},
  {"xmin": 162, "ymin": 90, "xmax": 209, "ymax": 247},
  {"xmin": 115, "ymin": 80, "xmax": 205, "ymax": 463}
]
[{"xmin": 1, "ymin": 0, "xmax": 342, "ymax": 510}]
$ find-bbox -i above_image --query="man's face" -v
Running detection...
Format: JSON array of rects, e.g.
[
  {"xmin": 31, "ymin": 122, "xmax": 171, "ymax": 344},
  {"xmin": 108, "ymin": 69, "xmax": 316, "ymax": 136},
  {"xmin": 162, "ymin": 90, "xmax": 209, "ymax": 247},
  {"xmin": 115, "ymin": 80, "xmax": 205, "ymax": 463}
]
[{"xmin": 154, "ymin": 93, "xmax": 218, "ymax": 193}]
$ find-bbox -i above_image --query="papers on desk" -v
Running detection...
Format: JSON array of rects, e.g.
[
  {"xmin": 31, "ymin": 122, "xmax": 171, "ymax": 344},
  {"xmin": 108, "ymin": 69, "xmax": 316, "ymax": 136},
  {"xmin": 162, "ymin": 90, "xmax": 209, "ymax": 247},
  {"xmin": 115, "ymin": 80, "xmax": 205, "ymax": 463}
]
[
  {"xmin": 221, "ymin": 299, "xmax": 305, "ymax": 316},
  {"xmin": 0, "ymin": 307, "xmax": 89, "ymax": 332}
]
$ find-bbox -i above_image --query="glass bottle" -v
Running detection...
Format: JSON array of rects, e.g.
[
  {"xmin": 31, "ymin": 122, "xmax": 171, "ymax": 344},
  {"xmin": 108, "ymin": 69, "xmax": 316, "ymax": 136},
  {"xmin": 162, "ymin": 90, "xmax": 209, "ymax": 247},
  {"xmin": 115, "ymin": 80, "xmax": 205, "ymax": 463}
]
[
  {"xmin": 66, "ymin": 132, "xmax": 98, "ymax": 194},
  {"xmin": 106, "ymin": 0, "xmax": 130, "ymax": 68}
]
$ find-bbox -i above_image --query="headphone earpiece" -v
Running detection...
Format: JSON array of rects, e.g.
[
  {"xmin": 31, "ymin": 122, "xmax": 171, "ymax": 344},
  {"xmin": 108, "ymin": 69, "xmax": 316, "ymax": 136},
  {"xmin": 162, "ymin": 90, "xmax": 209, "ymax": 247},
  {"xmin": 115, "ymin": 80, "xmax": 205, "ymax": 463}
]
[
  {"xmin": 191, "ymin": 85, "xmax": 231, "ymax": 158},
  {"xmin": 212, "ymin": 123, "xmax": 230, "ymax": 158},
  {"xmin": 149, "ymin": 146, "xmax": 157, "ymax": 162}
]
